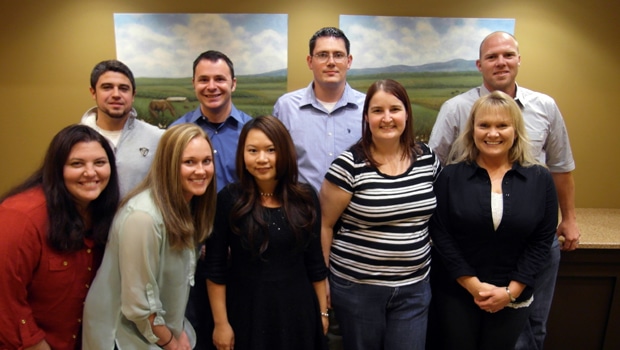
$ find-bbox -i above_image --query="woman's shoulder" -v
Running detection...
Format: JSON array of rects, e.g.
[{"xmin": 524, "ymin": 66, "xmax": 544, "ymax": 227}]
[
  {"xmin": 125, "ymin": 189, "xmax": 155, "ymax": 207},
  {"xmin": 120, "ymin": 189, "xmax": 162, "ymax": 222},
  {"xmin": 0, "ymin": 187, "xmax": 46, "ymax": 213},
  {"xmin": 438, "ymin": 161, "xmax": 475, "ymax": 176},
  {"xmin": 219, "ymin": 183, "xmax": 242, "ymax": 199},
  {"xmin": 412, "ymin": 142, "xmax": 438, "ymax": 163},
  {"xmin": 415, "ymin": 142, "xmax": 432, "ymax": 154},
  {"xmin": 0, "ymin": 187, "xmax": 48, "ymax": 240},
  {"xmin": 517, "ymin": 163, "xmax": 554, "ymax": 180}
]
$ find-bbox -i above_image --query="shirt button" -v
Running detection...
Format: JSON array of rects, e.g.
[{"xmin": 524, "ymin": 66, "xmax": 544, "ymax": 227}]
[
  {"xmin": 329, "ymin": 153, "xmax": 333, "ymax": 156},
  {"xmin": 328, "ymin": 132, "xmax": 332, "ymax": 136},
  {"xmin": 21, "ymin": 319, "xmax": 26, "ymax": 324},
  {"xmin": 88, "ymin": 267, "xmax": 92, "ymax": 271},
  {"xmin": 72, "ymin": 334, "xmax": 77, "ymax": 339},
  {"xmin": 63, "ymin": 261, "xmax": 68, "ymax": 266},
  {"xmin": 85, "ymin": 284, "xmax": 90, "ymax": 289},
  {"xmin": 78, "ymin": 318, "xmax": 82, "ymax": 323},
  {"xmin": 87, "ymin": 249, "xmax": 92, "ymax": 254},
  {"xmin": 213, "ymin": 149, "xmax": 218, "ymax": 154}
]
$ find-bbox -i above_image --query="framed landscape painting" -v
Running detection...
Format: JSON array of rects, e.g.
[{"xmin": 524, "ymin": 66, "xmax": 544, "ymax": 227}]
[
  {"xmin": 114, "ymin": 13, "xmax": 288, "ymax": 128},
  {"xmin": 340, "ymin": 15, "xmax": 515, "ymax": 141}
]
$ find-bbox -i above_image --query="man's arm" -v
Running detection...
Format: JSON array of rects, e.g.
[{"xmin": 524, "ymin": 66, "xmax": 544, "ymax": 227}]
[
  {"xmin": 428, "ymin": 98, "xmax": 468, "ymax": 165},
  {"xmin": 552, "ymin": 171, "xmax": 580, "ymax": 251}
]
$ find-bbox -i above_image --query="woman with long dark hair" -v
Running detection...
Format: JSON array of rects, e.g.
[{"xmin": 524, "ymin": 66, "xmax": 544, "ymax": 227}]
[
  {"xmin": 0, "ymin": 124, "xmax": 119, "ymax": 350},
  {"xmin": 205, "ymin": 115, "xmax": 328, "ymax": 350},
  {"xmin": 320, "ymin": 79, "xmax": 440, "ymax": 350}
]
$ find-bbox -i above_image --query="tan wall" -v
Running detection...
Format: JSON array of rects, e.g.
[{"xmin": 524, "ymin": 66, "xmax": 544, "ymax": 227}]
[{"xmin": 1, "ymin": 0, "xmax": 618, "ymax": 207}]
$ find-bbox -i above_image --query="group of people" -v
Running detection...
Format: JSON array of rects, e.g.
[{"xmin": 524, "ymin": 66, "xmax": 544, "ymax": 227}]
[{"xmin": 0, "ymin": 27, "xmax": 578, "ymax": 350}]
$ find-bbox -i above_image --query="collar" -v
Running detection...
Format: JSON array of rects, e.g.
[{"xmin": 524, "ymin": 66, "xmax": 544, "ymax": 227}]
[
  {"xmin": 300, "ymin": 81, "xmax": 358, "ymax": 110},
  {"xmin": 188, "ymin": 104, "xmax": 245, "ymax": 125},
  {"xmin": 463, "ymin": 161, "xmax": 529, "ymax": 181},
  {"xmin": 478, "ymin": 83, "xmax": 525, "ymax": 109},
  {"xmin": 83, "ymin": 106, "xmax": 137, "ymax": 130}
]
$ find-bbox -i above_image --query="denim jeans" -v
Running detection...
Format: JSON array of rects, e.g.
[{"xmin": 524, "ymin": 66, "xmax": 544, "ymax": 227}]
[
  {"xmin": 515, "ymin": 237, "xmax": 561, "ymax": 350},
  {"xmin": 329, "ymin": 274, "xmax": 431, "ymax": 350}
]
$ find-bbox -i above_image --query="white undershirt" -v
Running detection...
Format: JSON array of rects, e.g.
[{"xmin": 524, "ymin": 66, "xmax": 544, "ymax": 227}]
[
  {"xmin": 317, "ymin": 98, "xmax": 337, "ymax": 113},
  {"xmin": 491, "ymin": 192, "xmax": 503, "ymax": 231},
  {"xmin": 83, "ymin": 115, "xmax": 121, "ymax": 147}
]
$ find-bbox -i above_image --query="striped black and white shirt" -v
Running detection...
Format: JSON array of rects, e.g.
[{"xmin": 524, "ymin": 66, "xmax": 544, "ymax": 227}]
[{"xmin": 325, "ymin": 143, "xmax": 440, "ymax": 287}]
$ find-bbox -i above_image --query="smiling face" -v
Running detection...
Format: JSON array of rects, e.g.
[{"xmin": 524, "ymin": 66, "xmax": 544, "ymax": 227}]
[
  {"xmin": 192, "ymin": 58, "xmax": 236, "ymax": 120},
  {"xmin": 63, "ymin": 141, "xmax": 111, "ymax": 210},
  {"xmin": 476, "ymin": 32, "xmax": 521, "ymax": 96},
  {"xmin": 90, "ymin": 71, "xmax": 135, "ymax": 120},
  {"xmin": 366, "ymin": 90, "xmax": 408, "ymax": 143},
  {"xmin": 473, "ymin": 107, "xmax": 516, "ymax": 161},
  {"xmin": 180, "ymin": 137, "xmax": 215, "ymax": 202},
  {"xmin": 244, "ymin": 129, "xmax": 277, "ymax": 187}
]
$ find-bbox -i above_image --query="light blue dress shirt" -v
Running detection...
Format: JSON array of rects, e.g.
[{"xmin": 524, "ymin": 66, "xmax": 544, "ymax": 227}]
[{"xmin": 273, "ymin": 82, "xmax": 365, "ymax": 191}]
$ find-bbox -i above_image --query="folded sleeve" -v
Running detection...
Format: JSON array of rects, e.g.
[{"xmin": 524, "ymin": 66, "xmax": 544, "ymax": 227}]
[
  {"xmin": 118, "ymin": 210, "xmax": 165, "ymax": 344},
  {"xmin": 0, "ymin": 208, "xmax": 46, "ymax": 348}
]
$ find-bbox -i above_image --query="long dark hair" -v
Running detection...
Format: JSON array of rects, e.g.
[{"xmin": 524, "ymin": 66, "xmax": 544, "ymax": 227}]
[
  {"xmin": 230, "ymin": 115, "xmax": 316, "ymax": 257},
  {"xmin": 352, "ymin": 79, "xmax": 422, "ymax": 168},
  {"xmin": 0, "ymin": 124, "xmax": 120, "ymax": 252}
]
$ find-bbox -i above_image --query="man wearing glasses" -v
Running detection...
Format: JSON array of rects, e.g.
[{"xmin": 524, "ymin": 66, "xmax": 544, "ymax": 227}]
[{"xmin": 273, "ymin": 27, "xmax": 365, "ymax": 192}]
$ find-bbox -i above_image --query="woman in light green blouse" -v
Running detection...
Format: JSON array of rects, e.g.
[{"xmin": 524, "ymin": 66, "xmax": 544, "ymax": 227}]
[{"xmin": 82, "ymin": 123, "xmax": 217, "ymax": 350}]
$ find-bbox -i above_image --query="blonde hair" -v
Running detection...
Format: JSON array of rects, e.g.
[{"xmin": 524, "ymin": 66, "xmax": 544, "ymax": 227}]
[
  {"xmin": 447, "ymin": 91, "xmax": 539, "ymax": 167},
  {"xmin": 123, "ymin": 123, "xmax": 217, "ymax": 250}
]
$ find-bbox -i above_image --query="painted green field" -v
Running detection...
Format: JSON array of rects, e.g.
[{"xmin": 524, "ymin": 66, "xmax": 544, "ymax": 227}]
[
  {"xmin": 134, "ymin": 71, "xmax": 481, "ymax": 141},
  {"xmin": 348, "ymin": 71, "xmax": 481, "ymax": 141},
  {"xmin": 133, "ymin": 76, "xmax": 287, "ymax": 128}
]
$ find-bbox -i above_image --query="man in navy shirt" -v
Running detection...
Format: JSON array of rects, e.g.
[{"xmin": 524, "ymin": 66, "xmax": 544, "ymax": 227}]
[
  {"xmin": 170, "ymin": 50, "xmax": 252, "ymax": 350},
  {"xmin": 170, "ymin": 50, "xmax": 252, "ymax": 192}
]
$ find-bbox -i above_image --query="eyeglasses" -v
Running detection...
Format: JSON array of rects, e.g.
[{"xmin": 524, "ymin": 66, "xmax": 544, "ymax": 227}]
[{"xmin": 312, "ymin": 52, "xmax": 348, "ymax": 63}]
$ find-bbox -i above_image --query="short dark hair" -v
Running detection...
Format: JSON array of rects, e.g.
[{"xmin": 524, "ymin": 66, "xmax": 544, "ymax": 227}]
[
  {"xmin": 309, "ymin": 27, "xmax": 350, "ymax": 55},
  {"xmin": 1, "ymin": 124, "xmax": 120, "ymax": 252},
  {"xmin": 192, "ymin": 50, "xmax": 235, "ymax": 79},
  {"xmin": 90, "ymin": 60, "xmax": 136, "ymax": 92}
]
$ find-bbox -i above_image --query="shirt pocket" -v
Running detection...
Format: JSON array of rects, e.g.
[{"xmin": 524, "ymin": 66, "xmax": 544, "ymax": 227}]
[
  {"xmin": 48, "ymin": 256, "xmax": 72, "ymax": 271},
  {"xmin": 527, "ymin": 131, "xmax": 546, "ymax": 162}
]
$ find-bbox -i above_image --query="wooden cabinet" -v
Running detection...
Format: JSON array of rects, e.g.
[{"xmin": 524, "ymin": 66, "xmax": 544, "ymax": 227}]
[{"xmin": 545, "ymin": 249, "xmax": 620, "ymax": 350}]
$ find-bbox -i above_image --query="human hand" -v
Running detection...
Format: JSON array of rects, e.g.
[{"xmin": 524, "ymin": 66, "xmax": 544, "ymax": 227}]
[
  {"xmin": 557, "ymin": 219, "xmax": 580, "ymax": 251},
  {"xmin": 24, "ymin": 340, "xmax": 51, "ymax": 350},
  {"xmin": 471, "ymin": 282, "xmax": 496, "ymax": 302},
  {"xmin": 212, "ymin": 323, "xmax": 235, "ymax": 350},
  {"xmin": 175, "ymin": 331, "xmax": 192, "ymax": 350},
  {"xmin": 321, "ymin": 313, "xmax": 329, "ymax": 335},
  {"xmin": 476, "ymin": 287, "xmax": 510, "ymax": 313}
]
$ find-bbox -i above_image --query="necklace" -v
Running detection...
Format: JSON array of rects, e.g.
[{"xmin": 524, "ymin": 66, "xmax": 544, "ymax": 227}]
[{"xmin": 260, "ymin": 192, "xmax": 274, "ymax": 197}]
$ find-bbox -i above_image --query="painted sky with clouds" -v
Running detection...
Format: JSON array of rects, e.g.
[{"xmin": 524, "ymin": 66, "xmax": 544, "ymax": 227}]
[
  {"xmin": 114, "ymin": 13, "xmax": 287, "ymax": 78},
  {"xmin": 340, "ymin": 16, "xmax": 515, "ymax": 69}
]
